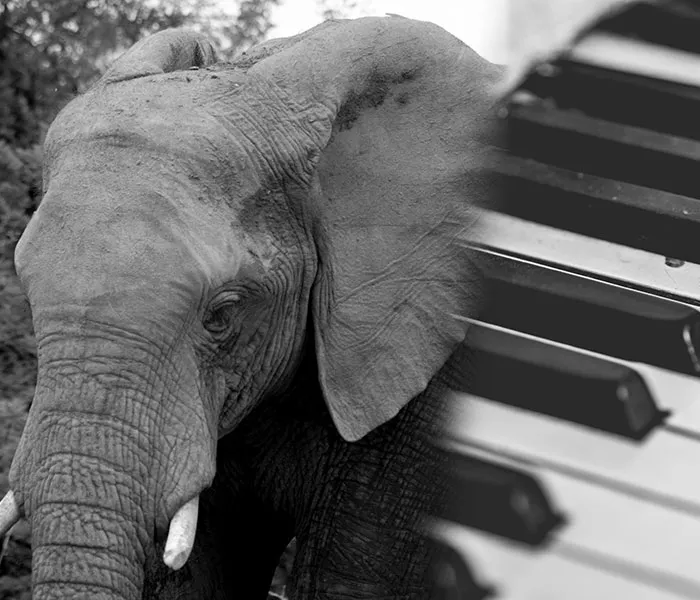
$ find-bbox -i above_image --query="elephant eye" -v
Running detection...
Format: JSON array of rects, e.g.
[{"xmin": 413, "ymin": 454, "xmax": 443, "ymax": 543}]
[{"xmin": 203, "ymin": 293, "xmax": 240, "ymax": 336}]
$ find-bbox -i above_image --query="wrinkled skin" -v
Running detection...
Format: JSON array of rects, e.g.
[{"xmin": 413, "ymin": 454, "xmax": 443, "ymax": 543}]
[{"xmin": 5, "ymin": 16, "xmax": 501, "ymax": 600}]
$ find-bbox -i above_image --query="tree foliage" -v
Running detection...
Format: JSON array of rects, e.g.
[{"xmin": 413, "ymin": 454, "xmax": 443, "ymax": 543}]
[
  {"xmin": 0, "ymin": 0, "xmax": 283, "ymax": 147},
  {"xmin": 0, "ymin": 0, "xmax": 288, "ymax": 225}
]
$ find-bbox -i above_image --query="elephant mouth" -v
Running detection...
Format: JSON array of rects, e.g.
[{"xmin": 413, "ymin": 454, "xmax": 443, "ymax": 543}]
[{"xmin": 0, "ymin": 488, "xmax": 201, "ymax": 572}]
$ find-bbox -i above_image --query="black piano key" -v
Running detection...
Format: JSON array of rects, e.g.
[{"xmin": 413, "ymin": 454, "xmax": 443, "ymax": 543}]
[
  {"xmin": 495, "ymin": 153, "xmax": 700, "ymax": 263},
  {"xmin": 448, "ymin": 323, "xmax": 668, "ymax": 440},
  {"xmin": 474, "ymin": 249, "xmax": 700, "ymax": 375},
  {"xmin": 441, "ymin": 449, "xmax": 565, "ymax": 548},
  {"xmin": 428, "ymin": 536, "xmax": 496, "ymax": 600},
  {"xmin": 521, "ymin": 61, "xmax": 700, "ymax": 142},
  {"xmin": 595, "ymin": 2, "xmax": 700, "ymax": 56},
  {"xmin": 506, "ymin": 101, "xmax": 700, "ymax": 200}
]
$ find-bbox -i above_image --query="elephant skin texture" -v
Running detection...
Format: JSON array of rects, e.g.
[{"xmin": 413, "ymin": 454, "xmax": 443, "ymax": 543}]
[{"xmin": 3, "ymin": 17, "xmax": 502, "ymax": 600}]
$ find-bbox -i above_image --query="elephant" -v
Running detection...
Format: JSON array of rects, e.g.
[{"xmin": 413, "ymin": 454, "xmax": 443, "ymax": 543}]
[{"xmin": 0, "ymin": 15, "xmax": 502, "ymax": 600}]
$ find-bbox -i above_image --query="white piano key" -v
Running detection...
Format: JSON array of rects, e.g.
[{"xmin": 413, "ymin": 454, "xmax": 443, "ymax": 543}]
[
  {"xmin": 471, "ymin": 245, "xmax": 700, "ymax": 309},
  {"xmin": 641, "ymin": 367, "xmax": 700, "ymax": 437},
  {"xmin": 469, "ymin": 210, "xmax": 700, "ymax": 304},
  {"xmin": 459, "ymin": 318, "xmax": 700, "ymax": 437},
  {"xmin": 446, "ymin": 394, "xmax": 700, "ymax": 515},
  {"xmin": 431, "ymin": 521, "xmax": 685, "ymax": 600},
  {"xmin": 443, "ymin": 442, "xmax": 700, "ymax": 593},
  {"xmin": 570, "ymin": 32, "xmax": 700, "ymax": 90}
]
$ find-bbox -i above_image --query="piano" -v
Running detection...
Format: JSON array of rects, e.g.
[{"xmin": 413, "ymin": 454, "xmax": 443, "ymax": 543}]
[{"xmin": 430, "ymin": 2, "xmax": 700, "ymax": 598}]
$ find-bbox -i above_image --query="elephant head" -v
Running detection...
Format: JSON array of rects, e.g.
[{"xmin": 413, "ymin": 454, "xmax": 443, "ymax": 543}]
[{"xmin": 0, "ymin": 18, "xmax": 501, "ymax": 599}]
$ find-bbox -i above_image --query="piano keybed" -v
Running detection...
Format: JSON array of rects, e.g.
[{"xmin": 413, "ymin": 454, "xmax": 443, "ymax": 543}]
[{"xmin": 432, "ymin": 3, "xmax": 700, "ymax": 598}]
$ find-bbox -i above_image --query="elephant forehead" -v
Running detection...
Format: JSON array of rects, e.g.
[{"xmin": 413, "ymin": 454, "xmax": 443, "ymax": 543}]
[
  {"xmin": 47, "ymin": 66, "xmax": 324, "ymax": 194},
  {"xmin": 43, "ymin": 85, "xmax": 286, "ymax": 223},
  {"xmin": 46, "ymin": 106, "xmax": 234, "ymax": 191},
  {"xmin": 15, "ymin": 179, "xmax": 245, "ymax": 313}
]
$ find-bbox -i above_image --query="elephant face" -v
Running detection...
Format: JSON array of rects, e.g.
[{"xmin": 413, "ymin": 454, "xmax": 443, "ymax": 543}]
[
  {"xmin": 10, "ymin": 42, "xmax": 318, "ymax": 593},
  {"xmin": 1, "ymin": 19, "xmax": 501, "ymax": 600},
  {"xmin": 20, "ymin": 70, "xmax": 316, "ymax": 435}
]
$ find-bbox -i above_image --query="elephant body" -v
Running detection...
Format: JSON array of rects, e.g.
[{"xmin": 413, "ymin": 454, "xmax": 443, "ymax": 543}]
[
  {"xmin": 0, "ymin": 17, "xmax": 501, "ymax": 599},
  {"xmin": 143, "ymin": 355, "xmax": 454, "ymax": 598}
]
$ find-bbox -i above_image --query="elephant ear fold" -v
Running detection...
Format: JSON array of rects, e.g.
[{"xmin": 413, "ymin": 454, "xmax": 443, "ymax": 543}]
[
  {"xmin": 310, "ymin": 31, "xmax": 502, "ymax": 442},
  {"xmin": 101, "ymin": 29, "xmax": 218, "ymax": 84}
]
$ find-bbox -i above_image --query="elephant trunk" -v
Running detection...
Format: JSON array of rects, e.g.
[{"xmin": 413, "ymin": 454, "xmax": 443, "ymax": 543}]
[
  {"xmin": 8, "ymin": 339, "xmax": 216, "ymax": 599},
  {"xmin": 30, "ymin": 479, "xmax": 146, "ymax": 600},
  {"xmin": 21, "ymin": 384, "xmax": 154, "ymax": 598}
]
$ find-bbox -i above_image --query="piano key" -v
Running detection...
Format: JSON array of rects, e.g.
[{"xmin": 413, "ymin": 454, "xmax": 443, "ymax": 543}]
[
  {"xmin": 453, "ymin": 320, "xmax": 666, "ymax": 439},
  {"xmin": 451, "ymin": 317, "xmax": 700, "ymax": 439},
  {"xmin": 442, "ymin": 448, "xmax": 565, "ymax": 546},
  {"xmin": 446, "ymin": 394, "xmax": 700, "ymax": 515},
  {"xmin": 473, "ymin": 247, "xmax": 700, "ymax": 374},
  {"xmin": 443, "ymin": 442, "xmax": 700, "ymax": 593},
  {"xmin": 428, "ymin": 534, "xmax": 496, "ymax": 600},
  {"xmin": 569, "ymin": 32, "xmax": 700, "ymax": 89},
  {"xmin": 494, "ymin": 155, "xmax": 700, "ymax": 262},
  {"xmin": 507, "ymin": 101, "xmax": 700, "ymax": 199},
  {"xmin": 623, "ymin": 364, "xmax": 700, "ymax": 438},
  {"xmin": 615, "ymin": 353, "xmax": 700, "ymax": 438},
  {"xmin": 593, "ymin": 2, "xmax": 700, "ymax": 59},
  {"xmin": 430, "ymin": 522, "xmax": 686, "ymax": 600},
  {"xmin": 520, "ymin": 60, "xmax": 700, "ymax": 142},
  {"xmin": 471, "ymin": 5, "xmax": 700, "ymax": 598},
  {"xmin": 469, "ymin": 209, "xmax": 700, "ymax": 305}
]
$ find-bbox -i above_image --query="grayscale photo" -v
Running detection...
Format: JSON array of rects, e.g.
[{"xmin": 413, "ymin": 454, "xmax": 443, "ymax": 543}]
[{"xmin": 3, "ymin": 0, "xmax": 698, "ymax": 599}]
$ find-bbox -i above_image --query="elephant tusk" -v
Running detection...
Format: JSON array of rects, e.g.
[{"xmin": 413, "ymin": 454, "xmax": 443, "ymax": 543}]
[
  {"xmin": 163, "ymin": 495, "xmax": 199, "ymax": 570},
  {"xmin": 0, "ymin": 491, "xmax": 20, "ymax": 537}
]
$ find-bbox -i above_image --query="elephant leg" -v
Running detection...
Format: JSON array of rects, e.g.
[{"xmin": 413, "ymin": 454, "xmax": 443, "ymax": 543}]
[
  {"xmin": 142, "ymin": 444, "xmax": 295, "ymax": 599},
  {"xmin": 287, "ymin": 370, "xmax": 451, "ymax": 599}
]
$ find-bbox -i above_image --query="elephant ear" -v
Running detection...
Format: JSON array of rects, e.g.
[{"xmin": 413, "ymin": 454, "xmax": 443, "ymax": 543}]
[
  {"xmin": 307, "ymin": 22, "xmax": 501, "ymax": 442},
  {"xmin": 100, "ymin": 28, "xmax": 218, "ymax": 84},
  {"xmin": 242, "ymin": 18, "xmax": 501, "ymax": 441}
]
